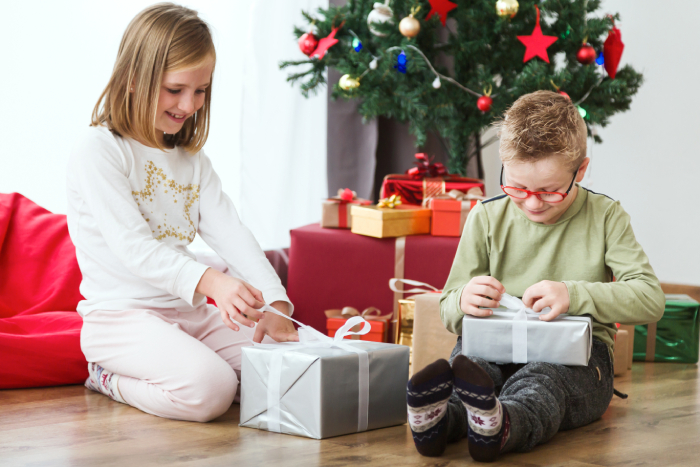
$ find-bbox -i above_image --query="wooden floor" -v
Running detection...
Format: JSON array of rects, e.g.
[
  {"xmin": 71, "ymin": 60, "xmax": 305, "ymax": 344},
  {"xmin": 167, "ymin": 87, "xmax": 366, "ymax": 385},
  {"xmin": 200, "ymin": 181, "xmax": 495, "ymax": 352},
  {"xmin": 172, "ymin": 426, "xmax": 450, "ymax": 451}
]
[{"xmin": 1, "ymin": 362, "xmax": 699, "ymax": 467}]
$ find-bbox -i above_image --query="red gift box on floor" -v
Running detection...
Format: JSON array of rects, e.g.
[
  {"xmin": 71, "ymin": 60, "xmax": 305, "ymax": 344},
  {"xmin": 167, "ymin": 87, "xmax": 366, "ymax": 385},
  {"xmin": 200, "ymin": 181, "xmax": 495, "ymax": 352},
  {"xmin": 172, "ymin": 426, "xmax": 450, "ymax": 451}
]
[
  {"xmin": 325, "ymin": 307, "xmax": 392, "ymax": 342},
  {"xmin": 287, "ymin": 223, "xmax": 460, "ymax": 334}
]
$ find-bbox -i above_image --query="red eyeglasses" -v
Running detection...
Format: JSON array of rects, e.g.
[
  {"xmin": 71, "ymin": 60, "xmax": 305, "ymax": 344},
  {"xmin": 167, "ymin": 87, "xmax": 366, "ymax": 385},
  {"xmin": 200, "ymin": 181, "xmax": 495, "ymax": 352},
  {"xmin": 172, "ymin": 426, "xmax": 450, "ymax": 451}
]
[{"xmin": 500, "ymin": 165, "xmax": 577, "ymax": 204}]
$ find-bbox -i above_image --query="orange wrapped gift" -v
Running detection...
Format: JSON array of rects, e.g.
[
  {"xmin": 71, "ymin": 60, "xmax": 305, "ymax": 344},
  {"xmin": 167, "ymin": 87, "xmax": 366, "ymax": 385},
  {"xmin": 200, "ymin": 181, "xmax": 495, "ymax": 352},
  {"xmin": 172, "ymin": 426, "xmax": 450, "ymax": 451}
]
[
  {"xmin": 325, "ymin": 307, "xmax": 393, "ymax": 342},
  {"xmin": 429, "ymin": 188, "xmax": 485, "ymax": 237}
]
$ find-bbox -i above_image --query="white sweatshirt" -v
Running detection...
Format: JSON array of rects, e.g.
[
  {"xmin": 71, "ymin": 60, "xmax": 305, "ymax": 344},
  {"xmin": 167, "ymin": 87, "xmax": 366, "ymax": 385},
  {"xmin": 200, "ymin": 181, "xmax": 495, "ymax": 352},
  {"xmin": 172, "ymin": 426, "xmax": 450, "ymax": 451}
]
[{"xmin": 66, "ymin": 126, "xmax": 291, "ymax": 316}]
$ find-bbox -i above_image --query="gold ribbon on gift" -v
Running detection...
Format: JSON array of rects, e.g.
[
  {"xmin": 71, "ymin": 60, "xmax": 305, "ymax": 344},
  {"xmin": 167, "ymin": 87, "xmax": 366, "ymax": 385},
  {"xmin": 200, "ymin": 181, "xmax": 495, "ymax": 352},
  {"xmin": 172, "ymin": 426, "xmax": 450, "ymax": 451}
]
[
  {"xmin": 422, "ymin": 178, "xmax": 446, "ymax": 207},
  {"xmin": 378, "ymin": 194, "xmax": 402, "ymax": 208},
  {"xmin": 325, "ymin": 307, "xmax": 394, "ymax": 340}
]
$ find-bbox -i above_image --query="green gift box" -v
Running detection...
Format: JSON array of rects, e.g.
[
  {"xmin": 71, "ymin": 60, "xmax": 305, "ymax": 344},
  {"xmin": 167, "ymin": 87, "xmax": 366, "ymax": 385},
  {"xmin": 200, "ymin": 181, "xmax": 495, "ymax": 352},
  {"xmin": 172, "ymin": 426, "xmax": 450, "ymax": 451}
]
[{"xmin": 633, "ymin": 294, "xmax": 699, "ymax": 363}]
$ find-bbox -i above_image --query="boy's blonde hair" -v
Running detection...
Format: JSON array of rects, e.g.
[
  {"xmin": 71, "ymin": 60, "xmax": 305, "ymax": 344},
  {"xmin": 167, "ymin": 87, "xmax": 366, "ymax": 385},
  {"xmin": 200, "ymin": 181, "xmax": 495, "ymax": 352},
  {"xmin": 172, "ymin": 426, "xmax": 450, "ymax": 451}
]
[
  {"xmin": 496, "ymin": 90, "xmax": 587, "ymax": 171},
  {"xmin": 92, "ymin": 3, "xmax": 215, "ymax": 153}
]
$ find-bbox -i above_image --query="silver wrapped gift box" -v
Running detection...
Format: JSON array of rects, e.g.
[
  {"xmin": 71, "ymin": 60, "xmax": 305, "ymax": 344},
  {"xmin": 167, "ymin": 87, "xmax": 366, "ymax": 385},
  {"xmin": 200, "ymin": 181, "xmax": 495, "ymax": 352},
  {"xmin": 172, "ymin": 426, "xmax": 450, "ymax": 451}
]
[
  {"xmin": 462, "ymin": 308, "xmax": 593, "ymax": 366},
  {"xmin": 240, "ymin": 341, "xmax": 410, "ymax": 439}
]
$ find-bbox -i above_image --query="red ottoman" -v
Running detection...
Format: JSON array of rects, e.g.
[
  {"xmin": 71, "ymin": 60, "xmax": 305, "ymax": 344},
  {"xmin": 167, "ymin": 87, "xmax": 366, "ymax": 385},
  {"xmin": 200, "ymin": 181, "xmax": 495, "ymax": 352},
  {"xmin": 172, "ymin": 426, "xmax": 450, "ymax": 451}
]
[
  {"xmin": 287, "ymin": 224, "xmax": 460, "ymax": 333},
  {"xmin": 0, "ymin": 192, "xmax": 87, "ymax": 389}
]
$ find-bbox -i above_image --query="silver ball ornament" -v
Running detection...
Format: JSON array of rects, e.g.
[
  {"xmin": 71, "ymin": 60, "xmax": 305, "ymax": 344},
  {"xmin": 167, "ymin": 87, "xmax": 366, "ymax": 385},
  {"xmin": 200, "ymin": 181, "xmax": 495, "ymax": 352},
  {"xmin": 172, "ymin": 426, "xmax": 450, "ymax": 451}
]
[{"xmin": 367, "ymin": 2, "xmax": 393, "ymax": 37}]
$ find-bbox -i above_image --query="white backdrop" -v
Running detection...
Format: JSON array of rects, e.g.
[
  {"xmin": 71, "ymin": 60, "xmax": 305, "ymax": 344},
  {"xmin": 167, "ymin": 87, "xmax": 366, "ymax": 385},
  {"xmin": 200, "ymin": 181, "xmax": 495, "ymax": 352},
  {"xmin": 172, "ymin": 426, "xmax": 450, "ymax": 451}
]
[{"xmin": 0, "ymin": 0, "xmax": 326, "ymax": 251}]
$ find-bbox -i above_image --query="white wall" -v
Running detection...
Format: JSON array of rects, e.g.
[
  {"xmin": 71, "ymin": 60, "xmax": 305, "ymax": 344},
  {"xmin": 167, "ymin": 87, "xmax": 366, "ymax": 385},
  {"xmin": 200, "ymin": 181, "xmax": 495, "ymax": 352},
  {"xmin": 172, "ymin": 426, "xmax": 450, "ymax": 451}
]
[
  {"xmin": 1, "ymin": 1, "xmax": 245, "ymax": 212},
  {"xmin": 481, "ymin": 0, "xmax": 700, "ymax": 286}
]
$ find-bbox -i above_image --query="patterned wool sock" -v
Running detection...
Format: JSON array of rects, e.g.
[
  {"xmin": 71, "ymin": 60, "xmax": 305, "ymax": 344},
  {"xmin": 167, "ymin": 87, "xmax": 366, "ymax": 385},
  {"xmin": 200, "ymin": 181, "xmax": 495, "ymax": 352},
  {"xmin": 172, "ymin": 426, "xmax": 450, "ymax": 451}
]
[
  {"xmin": 85, "ymin": 362, "xmax": 126, "ymax": 404},
  {"xmin": 406, "ymin": 358, "xmax": 453, "ymax": 457},
  {"xmin": 452, "ymin": 355, "xmax": 505, "ymax": 463}
]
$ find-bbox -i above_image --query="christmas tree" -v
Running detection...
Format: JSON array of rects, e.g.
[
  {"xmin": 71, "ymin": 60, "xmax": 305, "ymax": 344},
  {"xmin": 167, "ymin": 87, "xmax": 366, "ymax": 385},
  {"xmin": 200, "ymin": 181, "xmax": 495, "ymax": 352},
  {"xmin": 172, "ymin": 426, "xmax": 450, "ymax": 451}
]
[{"xmin": 280, "ymin": 0, "xmax": 642, "ymax": 177}]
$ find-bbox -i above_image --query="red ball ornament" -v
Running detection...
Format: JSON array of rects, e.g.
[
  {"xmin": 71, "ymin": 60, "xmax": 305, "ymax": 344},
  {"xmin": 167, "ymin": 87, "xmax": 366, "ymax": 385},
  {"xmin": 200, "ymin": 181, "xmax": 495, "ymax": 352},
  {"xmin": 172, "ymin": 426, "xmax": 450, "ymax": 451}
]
[
  {"xmin": 558, "ymin": 91, "xmax": 570, "ymax": 100},
  {"xmin": 576, "ymin": 44, "xmax": 596, "ymax": 65},
  {"xmin": 477, "ymin": 95, "xmax": 493, "ymax": 112},
  {"xmin": 298, "ymin": 32, "xmax": 319, "ymax": 56}
]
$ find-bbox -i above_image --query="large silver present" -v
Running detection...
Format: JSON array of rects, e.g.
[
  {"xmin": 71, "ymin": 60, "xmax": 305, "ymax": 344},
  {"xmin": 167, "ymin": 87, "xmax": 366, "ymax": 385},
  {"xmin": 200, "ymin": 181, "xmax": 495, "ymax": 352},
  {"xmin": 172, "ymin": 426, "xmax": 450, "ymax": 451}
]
[
  {"xmin": 239, "ymin": 310, "xmax": 410, "ymax": 439},
  {"xmin": 462, "ymin": 294, "xmax": 592, "ymax": 366}
]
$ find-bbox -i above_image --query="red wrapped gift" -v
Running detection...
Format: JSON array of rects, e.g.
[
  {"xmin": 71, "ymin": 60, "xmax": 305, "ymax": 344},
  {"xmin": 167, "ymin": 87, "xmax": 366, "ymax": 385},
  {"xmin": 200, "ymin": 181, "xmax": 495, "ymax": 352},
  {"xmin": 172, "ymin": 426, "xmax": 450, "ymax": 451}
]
[
  {"xmin": 325, "ymin": 307, "xmax": 393, "ymax": 342},
  {"xmin": 321, "ymin": 188, "xmax": 371, "ymax": 229},
  {"xmin": 380, "ymin": 154, "xmax": 485, "ymax": 207},
  {"xmin": 287, "ymin": 223, "xmax": 460, "ymax": 334},
  {"xmin": 429, "ymin": 188, "xmax": 485, "ymax": 237}
]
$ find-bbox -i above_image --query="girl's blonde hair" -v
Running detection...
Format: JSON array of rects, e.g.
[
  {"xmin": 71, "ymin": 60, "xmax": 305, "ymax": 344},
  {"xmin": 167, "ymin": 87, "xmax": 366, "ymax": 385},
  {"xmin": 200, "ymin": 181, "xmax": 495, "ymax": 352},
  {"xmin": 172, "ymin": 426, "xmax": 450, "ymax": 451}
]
[{"xmin": 92, "ymin": 3, "xmax": 215, "ymax": 153}]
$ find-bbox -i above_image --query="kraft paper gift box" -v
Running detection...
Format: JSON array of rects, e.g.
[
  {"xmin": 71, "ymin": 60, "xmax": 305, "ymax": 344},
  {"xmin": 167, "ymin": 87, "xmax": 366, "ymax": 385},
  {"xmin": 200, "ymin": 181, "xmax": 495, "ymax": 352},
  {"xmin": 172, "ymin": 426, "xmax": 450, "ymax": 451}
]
[
  {"xmin": 632, "ymin": 294, "xmax": 699, "ymax": 363},
  {"xmin": 321, "ymin": 188, "xmax": 371, "ymax": 229},
  {"xmin": 411, "ymin": 293, "xmax": 459, "ymax": 375},
  {"xmin": 461, "ymin": 294, "xmax": 593, "ymax": 366},
  {"xmin": 351, "ymin": 204, "xmax": 431, "ymax": 239},
  {"xmin": 240, "ymin": 308, "xmax": 410, "ymax": 439}
]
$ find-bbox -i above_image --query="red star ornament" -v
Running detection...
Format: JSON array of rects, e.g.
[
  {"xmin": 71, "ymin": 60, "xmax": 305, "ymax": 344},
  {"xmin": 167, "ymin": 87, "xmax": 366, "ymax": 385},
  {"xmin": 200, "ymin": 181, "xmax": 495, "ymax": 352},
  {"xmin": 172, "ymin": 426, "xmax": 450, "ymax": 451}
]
[
  {"xmin": 310, "ymin": 26, "xmax": 340, "ymax": 60},
  {"xmin": 426, "ymin": 0, "xmax": 458, "ymax": 27},
  {"xmin": 517, "ymin": 6, "xmax": 558, "ymax": 63}
]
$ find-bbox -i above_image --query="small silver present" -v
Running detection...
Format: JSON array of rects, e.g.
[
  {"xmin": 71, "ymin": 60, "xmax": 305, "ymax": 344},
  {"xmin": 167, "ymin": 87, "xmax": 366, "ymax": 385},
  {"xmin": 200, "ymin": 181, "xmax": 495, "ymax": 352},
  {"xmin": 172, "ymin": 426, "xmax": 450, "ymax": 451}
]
[
  {"xmin": 462, "ymin": 294, "xmax": 592, "ymax": 366},
  {"xmin": 239, "ymin": 309, "xmax": 410, "ymax": 439}
]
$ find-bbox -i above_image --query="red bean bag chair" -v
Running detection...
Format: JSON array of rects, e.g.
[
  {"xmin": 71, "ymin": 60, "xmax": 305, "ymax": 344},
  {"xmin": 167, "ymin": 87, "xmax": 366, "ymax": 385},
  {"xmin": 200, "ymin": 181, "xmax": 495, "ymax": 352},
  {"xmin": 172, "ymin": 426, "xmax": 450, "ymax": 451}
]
[{"xmin": 0, "ymin": 193, "xmax": 87, "ymax": 388}]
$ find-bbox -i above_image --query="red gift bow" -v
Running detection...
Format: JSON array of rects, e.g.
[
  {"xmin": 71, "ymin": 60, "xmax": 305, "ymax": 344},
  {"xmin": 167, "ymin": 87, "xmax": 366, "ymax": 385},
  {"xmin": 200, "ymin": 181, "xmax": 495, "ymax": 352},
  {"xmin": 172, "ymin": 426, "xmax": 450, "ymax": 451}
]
[
  {"xmin": 406, "ymin": 153, "xmax": 449, "ymax": 179},
  {"xmin": 327, "ymin": 188, "xmax": 371, "ymax": 228}
]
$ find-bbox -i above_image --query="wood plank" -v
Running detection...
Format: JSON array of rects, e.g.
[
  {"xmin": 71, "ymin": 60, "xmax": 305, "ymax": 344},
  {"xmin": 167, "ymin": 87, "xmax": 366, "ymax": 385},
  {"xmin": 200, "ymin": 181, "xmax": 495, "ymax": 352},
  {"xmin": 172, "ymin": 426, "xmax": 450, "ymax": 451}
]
[{"xmin": 1, "ymin": 362, "xmax": 698, "ymax": 466}]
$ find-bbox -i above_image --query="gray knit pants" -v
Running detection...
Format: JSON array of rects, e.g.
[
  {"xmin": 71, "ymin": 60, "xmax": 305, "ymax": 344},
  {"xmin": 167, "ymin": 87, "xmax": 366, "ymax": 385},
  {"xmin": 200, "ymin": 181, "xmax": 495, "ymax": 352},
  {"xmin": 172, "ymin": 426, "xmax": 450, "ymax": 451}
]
[{"xmin": 446, "ymin": 337, "xmax": 614, "ymax": 453}]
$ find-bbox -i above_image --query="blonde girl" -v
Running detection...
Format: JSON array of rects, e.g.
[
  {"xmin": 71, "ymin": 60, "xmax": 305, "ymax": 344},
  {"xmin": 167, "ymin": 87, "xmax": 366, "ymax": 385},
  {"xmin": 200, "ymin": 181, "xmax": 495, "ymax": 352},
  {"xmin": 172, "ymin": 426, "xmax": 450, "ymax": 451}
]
[{"xmin": 67, "ymin": 3, "xmax": 297, "ymax": 422}]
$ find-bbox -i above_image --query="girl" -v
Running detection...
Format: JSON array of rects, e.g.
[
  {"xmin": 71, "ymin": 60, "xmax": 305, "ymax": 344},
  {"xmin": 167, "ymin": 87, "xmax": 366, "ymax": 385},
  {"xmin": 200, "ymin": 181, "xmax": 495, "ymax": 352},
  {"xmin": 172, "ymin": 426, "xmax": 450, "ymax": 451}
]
[{"xmin": 67, "ymin": 3, "xmax": 297, "ymax": 422}]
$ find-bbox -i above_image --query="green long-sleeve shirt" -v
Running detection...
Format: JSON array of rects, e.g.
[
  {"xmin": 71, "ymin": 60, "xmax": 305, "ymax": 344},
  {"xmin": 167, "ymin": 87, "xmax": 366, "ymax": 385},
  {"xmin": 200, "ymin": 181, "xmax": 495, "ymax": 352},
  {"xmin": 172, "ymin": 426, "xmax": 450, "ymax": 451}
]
[{"xmin": 439, "ymin": 185, "xmax": 665, "ymax": 355}]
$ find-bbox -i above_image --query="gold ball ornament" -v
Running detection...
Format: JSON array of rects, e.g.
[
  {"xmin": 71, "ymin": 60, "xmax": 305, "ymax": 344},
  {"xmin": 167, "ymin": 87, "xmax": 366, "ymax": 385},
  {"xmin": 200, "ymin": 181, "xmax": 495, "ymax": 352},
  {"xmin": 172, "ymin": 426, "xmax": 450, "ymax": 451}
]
[
  {"xmin": 399, "ymin": 14, "xmax": 420, "ymax": 38},
  {"xmin": 339, "ymin": 74, "xmax": 360, "ymax": 91},
  {"xmin": 496, "ymin": 0, "xmax": 519, "ymax": 18}
]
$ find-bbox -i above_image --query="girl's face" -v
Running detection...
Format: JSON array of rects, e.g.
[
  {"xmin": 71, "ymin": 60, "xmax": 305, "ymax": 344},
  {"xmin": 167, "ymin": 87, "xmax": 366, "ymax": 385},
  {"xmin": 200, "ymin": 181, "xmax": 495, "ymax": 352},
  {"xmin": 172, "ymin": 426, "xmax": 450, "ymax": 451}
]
[{"xmin": 154, "ymin": 60, "xmax": 214, "ymax": 144}]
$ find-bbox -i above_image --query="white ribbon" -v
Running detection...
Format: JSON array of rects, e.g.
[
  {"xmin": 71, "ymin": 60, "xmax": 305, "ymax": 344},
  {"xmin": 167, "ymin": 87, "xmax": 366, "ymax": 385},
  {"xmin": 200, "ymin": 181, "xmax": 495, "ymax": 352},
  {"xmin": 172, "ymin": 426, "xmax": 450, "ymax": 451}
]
[
  {"xmin": 388, "ymin": 278, "xmax": 441, "ymax": 294},
  {"xmin": 499, "ymin": 293, "xmax": 551, "ymax": 364},
  {"xmin": 252, "ymin": 305, "xmax": 372, "ymax": 434}
]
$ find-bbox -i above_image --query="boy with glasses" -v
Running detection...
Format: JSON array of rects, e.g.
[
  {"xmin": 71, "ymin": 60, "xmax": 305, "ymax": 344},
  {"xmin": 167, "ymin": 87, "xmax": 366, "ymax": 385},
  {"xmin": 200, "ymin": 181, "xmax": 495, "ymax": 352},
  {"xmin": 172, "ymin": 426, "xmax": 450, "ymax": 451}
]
[{"xmin": 406, "ymin": 91, "xmax": 664, "ymax": 462}]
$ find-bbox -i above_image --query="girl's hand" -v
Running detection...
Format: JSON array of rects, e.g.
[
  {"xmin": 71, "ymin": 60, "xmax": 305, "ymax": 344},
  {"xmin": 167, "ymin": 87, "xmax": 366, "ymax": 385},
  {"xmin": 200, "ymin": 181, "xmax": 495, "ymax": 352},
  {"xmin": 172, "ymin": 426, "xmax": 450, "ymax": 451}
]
[
  {"xmin": 253, "ymin": 301, "xmax": 299, "ymax": 344},
  {"xmin": 522, "ymin": 281, "xmax": 570, "ymax": 321},
  {"xmin": 460, "ymin": 276, "xmax": 506, "ymax": 317},
  {"xmin": 196, "ymin": 268, "xmax": 266, "ymax": 331}
]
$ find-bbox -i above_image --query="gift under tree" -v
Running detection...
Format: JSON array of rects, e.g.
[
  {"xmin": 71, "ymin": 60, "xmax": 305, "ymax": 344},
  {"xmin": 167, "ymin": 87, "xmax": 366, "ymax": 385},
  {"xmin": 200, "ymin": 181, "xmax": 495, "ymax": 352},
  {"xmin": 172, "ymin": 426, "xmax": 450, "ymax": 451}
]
[{"xmin": 281, "ymin": 0, "xmax": 642, "ymax": 177}]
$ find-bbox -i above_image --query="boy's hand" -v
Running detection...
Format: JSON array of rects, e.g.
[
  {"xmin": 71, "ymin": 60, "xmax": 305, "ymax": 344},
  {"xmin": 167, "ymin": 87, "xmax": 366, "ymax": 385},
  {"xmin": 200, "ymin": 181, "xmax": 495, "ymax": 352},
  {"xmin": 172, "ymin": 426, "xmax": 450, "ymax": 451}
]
[
  {"xmin": 522, "ymin": 281, "xmax": 570, "ymax": 321},
  {"xmin": 253, "ymin": 301, "xmax": 299, "ymax": 343},
  {"xmin": 460, "ymin": 276, "xmax": 506, "ymax": 317}
]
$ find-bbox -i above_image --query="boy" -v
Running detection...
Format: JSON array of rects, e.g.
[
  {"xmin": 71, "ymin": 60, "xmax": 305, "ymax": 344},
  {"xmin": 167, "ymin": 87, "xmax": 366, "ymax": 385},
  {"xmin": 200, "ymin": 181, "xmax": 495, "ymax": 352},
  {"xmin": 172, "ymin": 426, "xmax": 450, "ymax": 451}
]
[{"xmin": 406, "ymin": 91, "xmax": 664, "ymax": 462}]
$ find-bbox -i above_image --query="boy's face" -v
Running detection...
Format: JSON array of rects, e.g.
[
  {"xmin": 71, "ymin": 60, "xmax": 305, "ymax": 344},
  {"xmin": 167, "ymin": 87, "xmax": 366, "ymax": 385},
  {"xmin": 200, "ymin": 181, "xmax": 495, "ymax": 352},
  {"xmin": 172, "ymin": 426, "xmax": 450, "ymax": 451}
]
[{"xmin": 502, "ymin": 156, "xmax": 589, "ymax": 225}]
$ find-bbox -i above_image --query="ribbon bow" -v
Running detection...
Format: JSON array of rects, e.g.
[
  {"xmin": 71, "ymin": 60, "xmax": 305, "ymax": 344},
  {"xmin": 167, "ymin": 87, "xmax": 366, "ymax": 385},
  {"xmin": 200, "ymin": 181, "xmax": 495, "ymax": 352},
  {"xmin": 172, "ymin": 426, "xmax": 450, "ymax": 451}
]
[
  {"xmin": 498, "ymin": 293, "xmax": 551, "ymax": 364},
  {"xmin": 338, "ymin": 188, "xmax": 357, "ymax": 202},
  {"xmin": 325, "ymin": 306, "xmax": 393, "ymax": 322},
  {"xmin": 389, "ymin": 278, "xmax": 441, "ymax": 295},
  {"xmin": 378, "ymin": 194, "xmax": 402, "ymax": 208},
  {"xmin": 434, "ymin": 187, "xmax": 486, "ymax": 201},
  {"xmin": 406, "ymin": 153, "xmax": 449, "ymax": 179}
]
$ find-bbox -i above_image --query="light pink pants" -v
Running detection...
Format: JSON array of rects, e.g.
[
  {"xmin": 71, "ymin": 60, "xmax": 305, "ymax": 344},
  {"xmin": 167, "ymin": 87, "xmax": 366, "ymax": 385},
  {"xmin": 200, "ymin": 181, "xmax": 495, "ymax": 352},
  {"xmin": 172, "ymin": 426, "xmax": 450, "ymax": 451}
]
[{"xmin": 81, "ymin": 304, "xmax": 272, "ymax": 422}]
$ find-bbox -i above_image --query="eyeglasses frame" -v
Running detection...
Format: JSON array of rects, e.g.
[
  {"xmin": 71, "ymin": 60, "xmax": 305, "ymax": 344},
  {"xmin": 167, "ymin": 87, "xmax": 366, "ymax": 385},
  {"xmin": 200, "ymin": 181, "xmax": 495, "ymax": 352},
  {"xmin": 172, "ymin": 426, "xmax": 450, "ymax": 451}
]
[{"xmin": 499, "ymin": 165, "xmax": 577, "ymax": 204}]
